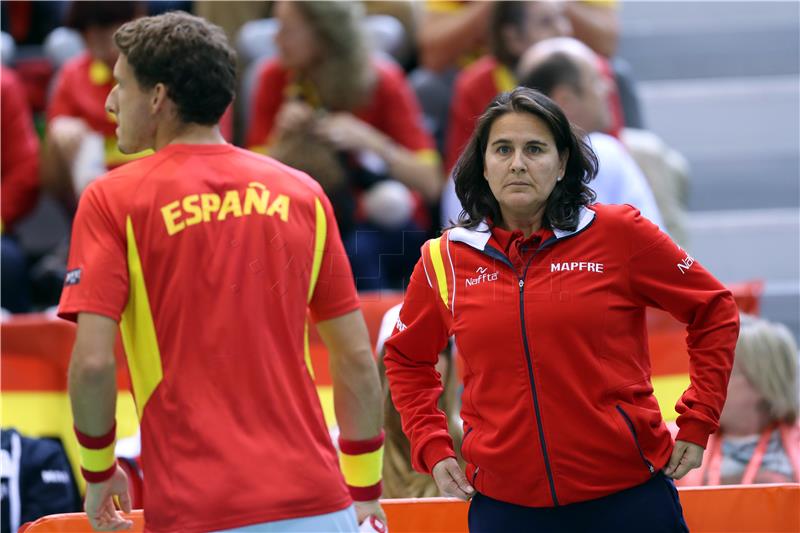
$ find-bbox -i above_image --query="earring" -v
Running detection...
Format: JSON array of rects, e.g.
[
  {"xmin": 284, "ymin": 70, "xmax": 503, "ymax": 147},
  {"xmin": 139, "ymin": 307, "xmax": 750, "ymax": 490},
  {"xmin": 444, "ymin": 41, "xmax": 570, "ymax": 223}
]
[{"xmin": 557, "ymin": 175, "xmax": 563, "ymax": 182}]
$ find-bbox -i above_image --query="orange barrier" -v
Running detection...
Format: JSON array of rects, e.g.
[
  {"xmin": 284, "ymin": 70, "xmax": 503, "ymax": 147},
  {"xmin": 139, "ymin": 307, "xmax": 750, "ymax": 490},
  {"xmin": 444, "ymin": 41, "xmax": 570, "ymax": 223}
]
[{"xmin": 19, "ymin": 484, "xmax": 800, "ymax": 533}]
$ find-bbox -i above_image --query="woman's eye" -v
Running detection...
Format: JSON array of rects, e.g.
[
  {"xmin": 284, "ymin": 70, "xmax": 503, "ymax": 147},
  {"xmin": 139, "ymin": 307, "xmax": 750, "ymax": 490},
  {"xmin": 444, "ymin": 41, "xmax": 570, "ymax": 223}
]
[
  {"xmin": 497, "ymin": 145, "xmax": 511, "ymax": 154},
  {"xmin": 526, "ymin": 145, "xmax": 542, "ymax": 154}
]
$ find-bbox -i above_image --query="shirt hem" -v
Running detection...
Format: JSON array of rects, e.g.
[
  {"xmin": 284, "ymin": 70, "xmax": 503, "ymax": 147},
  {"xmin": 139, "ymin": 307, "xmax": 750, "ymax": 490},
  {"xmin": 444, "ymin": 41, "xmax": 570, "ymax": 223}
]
[{"xmin": 143, "ymin": 495, "xmax": 353, "ymax": 533}]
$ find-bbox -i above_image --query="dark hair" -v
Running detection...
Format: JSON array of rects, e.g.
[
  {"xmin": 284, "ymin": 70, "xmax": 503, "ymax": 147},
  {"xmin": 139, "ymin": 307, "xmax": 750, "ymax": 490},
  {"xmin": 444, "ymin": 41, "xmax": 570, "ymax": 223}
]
[
  {"xmin": 520, "ymin": 51, "xmax": 583, "ymax": 97},
  {"xmin": 113, "ymin": 11, "xmax": 236, "ymax": 125},
  {"xmin": 451, "ymin": 86, "xmax": 597, "ymax": 232},
  {"xmin": 65, "ymin": 1, "xmax": 144, "ymax": 32},
  {"xmin": 489, "ymin": 1, "xmax": 527, "ymax": 67}
]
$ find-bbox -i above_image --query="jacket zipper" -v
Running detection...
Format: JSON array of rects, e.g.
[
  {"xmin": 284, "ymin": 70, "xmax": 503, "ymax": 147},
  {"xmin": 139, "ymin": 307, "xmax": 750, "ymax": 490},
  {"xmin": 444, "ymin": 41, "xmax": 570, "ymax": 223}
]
[
  {"xmin": 615, "ymin": 405, "xmax": 656, "ymax": 474},
  {"xmin": 518, "ymin": 274, "xmax": 559, "ymax": 506},
  {"xmin": 477, "ymin": 229, "xmax": 591, "ymax": 506}
]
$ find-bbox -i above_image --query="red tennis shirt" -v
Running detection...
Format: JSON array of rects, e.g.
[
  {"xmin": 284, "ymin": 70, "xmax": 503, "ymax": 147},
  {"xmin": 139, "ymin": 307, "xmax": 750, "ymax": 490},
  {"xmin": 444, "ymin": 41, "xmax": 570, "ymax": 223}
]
[{"xmin": 58, "ymin": 143, "xmax": 360, "ymax": 532}]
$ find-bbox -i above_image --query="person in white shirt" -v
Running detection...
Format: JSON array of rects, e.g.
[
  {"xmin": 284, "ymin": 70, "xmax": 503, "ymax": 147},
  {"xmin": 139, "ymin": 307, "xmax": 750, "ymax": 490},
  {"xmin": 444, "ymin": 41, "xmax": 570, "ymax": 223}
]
[{"xmin": 517, "ymin": 37, "xmax": 664, "ymax": 229}]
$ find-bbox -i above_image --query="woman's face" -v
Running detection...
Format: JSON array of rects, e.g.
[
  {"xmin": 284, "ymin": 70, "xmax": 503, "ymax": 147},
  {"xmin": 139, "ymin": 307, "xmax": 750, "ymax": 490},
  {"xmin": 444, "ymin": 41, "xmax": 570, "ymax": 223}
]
[
  {"xmin": 274, "ymin": 1, "xmax": 320, "ymax": 71},
  {"xmin": 483, "ymin": 112, "xmax": 567, "ymax": 220},
  {"xmin": 719, "ymin": 361, "xmax": 770, "ymax": 435}
]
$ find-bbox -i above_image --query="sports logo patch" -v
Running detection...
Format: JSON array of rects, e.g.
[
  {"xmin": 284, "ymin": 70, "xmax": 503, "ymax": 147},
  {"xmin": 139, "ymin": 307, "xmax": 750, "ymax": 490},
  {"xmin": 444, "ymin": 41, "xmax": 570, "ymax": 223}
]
[{"xmin": 64, "ymin": 268, "xmax": 82, "ymax": 286}]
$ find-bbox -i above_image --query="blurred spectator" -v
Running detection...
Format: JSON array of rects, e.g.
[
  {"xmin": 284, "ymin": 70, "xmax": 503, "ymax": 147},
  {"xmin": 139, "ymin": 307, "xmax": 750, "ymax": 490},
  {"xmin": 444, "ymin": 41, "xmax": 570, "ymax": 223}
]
[
  {"xmin": 375, "ymin": 304, "xmax": 463, "ymax": 498},
  {"xmin": 193, "ymin": 1, "xmax": 273, "ymax": 43},
  {"xmin": 518, "ymin": 37, "xmax": 664, "ymax": 229},
  {"xmin": 246, "ymin": 1, "xmax": 442, "ymax": 290},
  {"xmin": 1, "ymin": 1, "xmax": 66, "ymax": 46},
  {"xmin": 444, "ymin": 1, "xmax": 572, "ymax": 173},
  {"xmin": 563, "ymin": 1, "xmax": 645, "ymax": 129},
  {"xmin": 676, "ymin": 315, "xmax": 800, "ymax": 485},
  {"xmin": 417, "ymin": 0, "xmax": 493, "ymax": 74},
  {"xmin": 41, "ymin": 1, "xmax": 146, "ymax": 212},
  {"xmin": 1, "ymin": 66, "xmax": 40, "ymax": 312},
  {"xmin": 563, "ymin": 0, "xmax": 619, "ymax": 59}
]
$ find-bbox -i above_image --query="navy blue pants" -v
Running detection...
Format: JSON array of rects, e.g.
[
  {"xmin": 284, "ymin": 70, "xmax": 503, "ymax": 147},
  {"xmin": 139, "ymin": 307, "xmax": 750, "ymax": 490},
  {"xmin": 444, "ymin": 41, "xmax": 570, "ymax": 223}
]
[{"xmin": 468, "ymin": 473, "xmax": 689, "ymax": 533}]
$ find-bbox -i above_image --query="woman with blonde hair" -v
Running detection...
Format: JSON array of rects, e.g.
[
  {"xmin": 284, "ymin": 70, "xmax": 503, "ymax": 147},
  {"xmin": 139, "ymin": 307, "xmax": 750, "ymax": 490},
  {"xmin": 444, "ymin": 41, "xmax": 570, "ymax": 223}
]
[
  {"xmin": 677, "ymin": 314, "xmax": 800, "ymax": 485},
  {"xmin": 246, "ymin": 1, "xmax": 442, "ymax": 290}
]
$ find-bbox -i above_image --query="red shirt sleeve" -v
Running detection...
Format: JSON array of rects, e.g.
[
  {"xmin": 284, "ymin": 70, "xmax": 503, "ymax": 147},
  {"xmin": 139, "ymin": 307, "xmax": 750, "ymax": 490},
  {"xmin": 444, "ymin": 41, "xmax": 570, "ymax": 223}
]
[
  {"xmin": 383, "ymin": 251, "xmax": 454, "ymax": 474},
  {"xmin": 58, "ymin": 182, "xmax": 130, "ymax": 323},
  {"xmin": 308, "ymin": 191, "xmax": 360, "ymax": 322},
  {"xmin": 623, "ymin": 205, "xmax": 739, "ymax": 448},
  {"xmin": 371, "ymin": 61, "xmax": 435, "ymax": 152},
  {"xmin": 246, "ymin": 60, "xmax": 288, "ymax": 149},
  {"xmin": 1, "ymin": 67, "xmax": 40, "ymax": 228}
]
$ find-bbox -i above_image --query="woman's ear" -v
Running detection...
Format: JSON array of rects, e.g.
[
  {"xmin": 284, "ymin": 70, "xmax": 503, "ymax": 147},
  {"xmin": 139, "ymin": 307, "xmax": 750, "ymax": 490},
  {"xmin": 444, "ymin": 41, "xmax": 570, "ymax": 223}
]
[{"xmin": 560, "ymin": 149, "xmax": 570, "ymax": 176}]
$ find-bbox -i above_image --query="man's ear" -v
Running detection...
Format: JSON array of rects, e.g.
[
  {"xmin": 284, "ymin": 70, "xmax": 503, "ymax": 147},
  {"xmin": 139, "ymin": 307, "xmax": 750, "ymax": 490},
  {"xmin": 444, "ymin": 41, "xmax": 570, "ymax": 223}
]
[
  {"xmin": 150, "ymin": 82, "xmax": 169, "ymax": 115},
  {"xmin": 550, "ymin": 84, "xmax": 577, "ymax": 115}
]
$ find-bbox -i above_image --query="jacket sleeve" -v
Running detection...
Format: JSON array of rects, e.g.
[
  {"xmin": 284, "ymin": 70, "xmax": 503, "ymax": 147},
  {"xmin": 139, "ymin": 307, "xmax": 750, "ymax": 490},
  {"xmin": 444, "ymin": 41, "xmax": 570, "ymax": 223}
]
[
  {"xmin": 624, "ymin": 206, "xmax": 739, "ymax": 448},
  {"xmin": 383, "ymin": 246, "xmax": 454, "ymax": 474}
]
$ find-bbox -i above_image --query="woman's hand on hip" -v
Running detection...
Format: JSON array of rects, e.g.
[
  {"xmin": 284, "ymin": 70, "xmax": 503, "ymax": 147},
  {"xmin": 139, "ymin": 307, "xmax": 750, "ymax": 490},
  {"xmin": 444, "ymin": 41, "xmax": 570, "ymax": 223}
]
[
  {"xmin": 664, "ymin": 440, "xmax": 704, "ymax": 479},
  {"xmin": 432, "ymin": 457, "xmax": 475, "ymax": 500}
]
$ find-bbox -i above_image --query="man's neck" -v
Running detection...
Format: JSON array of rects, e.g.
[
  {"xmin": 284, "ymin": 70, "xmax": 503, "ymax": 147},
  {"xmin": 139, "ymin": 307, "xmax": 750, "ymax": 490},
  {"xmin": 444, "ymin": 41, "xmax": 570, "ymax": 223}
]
[{"xmin": 154, "ymin": 122, "xmax": 226, "ymax": 151}]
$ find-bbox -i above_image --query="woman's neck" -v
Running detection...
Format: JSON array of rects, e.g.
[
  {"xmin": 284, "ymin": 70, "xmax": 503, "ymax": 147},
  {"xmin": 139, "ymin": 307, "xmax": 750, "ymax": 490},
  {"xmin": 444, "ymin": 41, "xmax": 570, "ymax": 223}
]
[{"xmin": 497, "ymin": 206, "xmax": 546, "ymax": 238}]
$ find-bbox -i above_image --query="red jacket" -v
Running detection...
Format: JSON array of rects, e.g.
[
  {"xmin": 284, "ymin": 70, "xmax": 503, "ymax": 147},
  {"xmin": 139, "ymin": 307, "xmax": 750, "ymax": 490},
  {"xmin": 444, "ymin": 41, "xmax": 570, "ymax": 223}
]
[{"xmin": 384, "ymin": 204, "xmax": 739, "ymax": 507}]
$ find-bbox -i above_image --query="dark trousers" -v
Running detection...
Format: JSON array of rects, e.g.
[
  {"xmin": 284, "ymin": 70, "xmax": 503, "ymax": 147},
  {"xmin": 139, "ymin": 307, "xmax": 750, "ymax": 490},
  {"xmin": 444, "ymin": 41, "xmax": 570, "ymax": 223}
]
[{"xmin": 468, "ymin": 473, "xmax": 689, "ymax": 533}]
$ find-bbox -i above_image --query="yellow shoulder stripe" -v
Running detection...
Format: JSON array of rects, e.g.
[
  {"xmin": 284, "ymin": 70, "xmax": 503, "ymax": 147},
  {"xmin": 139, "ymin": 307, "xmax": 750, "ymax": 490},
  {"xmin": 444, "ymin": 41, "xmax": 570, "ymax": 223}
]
[
  {"xmin": 428, "ymin": 237, "xmax": 450, "ymax": 309},
  {"xmin": 304, "ymin": 197, "xmax": 328, "ymax": 380}
]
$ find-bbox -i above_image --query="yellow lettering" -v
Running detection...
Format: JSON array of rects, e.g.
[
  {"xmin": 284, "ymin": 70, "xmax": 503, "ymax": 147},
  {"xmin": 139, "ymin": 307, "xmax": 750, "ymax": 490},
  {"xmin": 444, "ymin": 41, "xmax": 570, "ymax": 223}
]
[
  {"xmin": 182, "ymin": 194, "xmax": 202, "ymax": 226},
  {"xmin": 218, "ymin": 190, "xmax": 243, "ymax": 220},
  {"xmin": 161, "ymin": 200, "xmax": 184, "ymax": 236},
  {"xmin": 267, "ymin": 194, "xmax": 290, "ymax": 222},
  {"xmin": 201, "ymin": 193, "xmax": 221, "ymax": 222},
  {"xmin": 244, "ymin": 182, "xmax": 270, "ymax": 215}
]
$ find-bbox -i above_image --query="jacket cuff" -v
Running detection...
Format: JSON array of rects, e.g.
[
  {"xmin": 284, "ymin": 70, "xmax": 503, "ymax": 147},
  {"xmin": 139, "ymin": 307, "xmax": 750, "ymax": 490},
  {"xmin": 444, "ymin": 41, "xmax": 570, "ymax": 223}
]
[
  {"xmin": 676, "ymin": 419, "xmax": 713, "ymax": 448},
  {"xmin": 420, "ymin": 437, "xmax": 456, "ymax": 474}
]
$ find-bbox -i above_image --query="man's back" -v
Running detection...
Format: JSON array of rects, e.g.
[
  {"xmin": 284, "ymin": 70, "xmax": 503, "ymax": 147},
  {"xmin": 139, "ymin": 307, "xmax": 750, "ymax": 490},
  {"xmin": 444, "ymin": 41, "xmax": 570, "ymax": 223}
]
[{"xmin": 59, "ymin": 144, "xmax": 357, "ymax": 532}]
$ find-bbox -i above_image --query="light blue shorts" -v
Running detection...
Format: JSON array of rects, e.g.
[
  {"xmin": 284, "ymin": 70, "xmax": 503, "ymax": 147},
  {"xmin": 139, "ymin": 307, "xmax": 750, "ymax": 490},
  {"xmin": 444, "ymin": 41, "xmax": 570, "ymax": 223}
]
[{"xmin": 215, "ymin": 505, "xmax": 358, "ymax": 532}]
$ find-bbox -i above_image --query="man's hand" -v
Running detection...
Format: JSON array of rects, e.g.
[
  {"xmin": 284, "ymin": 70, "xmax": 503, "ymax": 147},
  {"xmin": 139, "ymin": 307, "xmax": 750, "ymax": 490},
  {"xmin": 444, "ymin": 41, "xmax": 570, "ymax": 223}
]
[
  {"xmin": 84, "ymin": 464, "xmax": 133, "ymax": 531},
  {"xmin": 663, "ymin": 439, "xmax": 704, "ymax": 479},
  {"xmin": 354, "ymin": 499, "xmax": 387, "ymax": 528},
  {"xmin": 432, "ymin": 457, "xmax": 475, "ymax": 500}
]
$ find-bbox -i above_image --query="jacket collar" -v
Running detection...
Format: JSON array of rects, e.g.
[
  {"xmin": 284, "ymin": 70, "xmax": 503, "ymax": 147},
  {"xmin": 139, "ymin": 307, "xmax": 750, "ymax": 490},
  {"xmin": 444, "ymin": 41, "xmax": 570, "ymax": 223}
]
[{"xmin": 448, "ymin": 206, "xmax": 596, "ymax": 251}]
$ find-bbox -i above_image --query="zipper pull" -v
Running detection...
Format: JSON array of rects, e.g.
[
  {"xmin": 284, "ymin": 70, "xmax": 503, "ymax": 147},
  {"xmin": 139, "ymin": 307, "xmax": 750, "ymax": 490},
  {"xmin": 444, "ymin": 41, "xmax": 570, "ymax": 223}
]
[{"xmin": 519, "ymin": 279, "xmax": 524, "ymax": 291}]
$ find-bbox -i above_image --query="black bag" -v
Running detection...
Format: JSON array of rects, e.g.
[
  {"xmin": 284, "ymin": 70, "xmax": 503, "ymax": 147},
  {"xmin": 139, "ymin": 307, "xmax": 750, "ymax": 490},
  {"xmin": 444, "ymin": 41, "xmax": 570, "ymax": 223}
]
[{"xmin": 1, "ymin": 428, "xmax": 81, "ymax": 533}]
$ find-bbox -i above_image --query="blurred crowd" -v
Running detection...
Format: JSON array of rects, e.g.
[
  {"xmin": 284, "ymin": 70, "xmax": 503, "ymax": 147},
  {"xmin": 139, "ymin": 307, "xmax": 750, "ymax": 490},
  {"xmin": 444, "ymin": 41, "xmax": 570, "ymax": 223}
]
[
  {"xmin": 1, "ymin": 0, "xmax": 693, "ymax": 311},
  {"xmin": 1, "ymin": 0, "xmax": 797, "ymax": 497}
]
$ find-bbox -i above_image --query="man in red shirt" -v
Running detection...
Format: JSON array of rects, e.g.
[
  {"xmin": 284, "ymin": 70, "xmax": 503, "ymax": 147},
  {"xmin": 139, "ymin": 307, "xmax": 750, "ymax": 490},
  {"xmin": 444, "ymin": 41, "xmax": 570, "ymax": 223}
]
[{"xmin": 60, "ymin": 12, "xmax": 384, "ymax": 533}]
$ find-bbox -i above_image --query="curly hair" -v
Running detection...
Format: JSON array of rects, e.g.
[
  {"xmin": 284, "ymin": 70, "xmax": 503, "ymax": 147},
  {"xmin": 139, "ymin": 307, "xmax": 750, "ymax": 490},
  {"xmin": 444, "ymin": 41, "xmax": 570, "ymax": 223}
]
[
  {"xmin": 451, "ymin": 86, "xmax": 597, "ymax": 232},
  {"xmin": 113, "ymin": 11, "xmax": 236, "ymax": 125},
  {"xmin": 292, "ymin": 1, "xmax": 376, "ymax": 111}
]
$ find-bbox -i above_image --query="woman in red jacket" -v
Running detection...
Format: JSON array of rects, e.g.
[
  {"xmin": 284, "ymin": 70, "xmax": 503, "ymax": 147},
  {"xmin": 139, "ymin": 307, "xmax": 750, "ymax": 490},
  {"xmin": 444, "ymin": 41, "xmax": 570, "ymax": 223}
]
[{"xmin": 384, "ymin": 87, "xmax": 739, "ymax": 532}]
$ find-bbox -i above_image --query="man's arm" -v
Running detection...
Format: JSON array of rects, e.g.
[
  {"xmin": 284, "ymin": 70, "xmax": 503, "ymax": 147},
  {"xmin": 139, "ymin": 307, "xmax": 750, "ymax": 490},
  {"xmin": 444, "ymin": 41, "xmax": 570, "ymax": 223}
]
[
  {"xmin": 69, "ymin": 313, "xmax": 119, "ymax": 435},
  {"xmin": 69, "ymin": 312, "xmax": 132, "ymax": 531},
  {"xmin": 316, "ymin": 309, "xmax": 382, "ymax": 443},
  {"xmin": 316, "ymin": 309, "xmax": 385, "ymax": 523}
]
